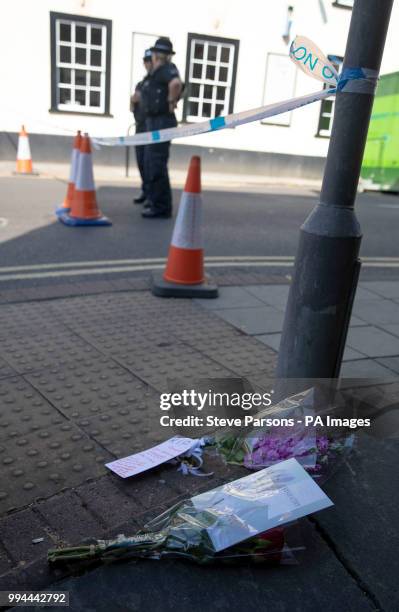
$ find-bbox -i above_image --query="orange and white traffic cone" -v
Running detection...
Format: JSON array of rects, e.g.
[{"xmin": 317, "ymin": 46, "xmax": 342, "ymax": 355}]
[
  {"xmin": 56, "ymin": 130, "xmax": 81, "ymax": 216},
  {"xmin": 152, "ymin": 156, "xmax": 218, "ymax": 298},
  {"xmin": 59, "ymin": 133, "xmax": 111, "ymax": 226},
  {"xmin": 15, "ymin": 125, "xmax": 36, "ymax": 175}
]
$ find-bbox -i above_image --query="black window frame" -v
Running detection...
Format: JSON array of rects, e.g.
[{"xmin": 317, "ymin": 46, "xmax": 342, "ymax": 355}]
[
  {"xmin": 50, "ymin": 11, "xmax": 112, "ymax": 116},
  {"xmin": 332, "ymin": 1, "xmax": 353, "ymax": 9},
  {"xmin": 183, "ymin": 32, "xmax": 240, "ymax": 122}
]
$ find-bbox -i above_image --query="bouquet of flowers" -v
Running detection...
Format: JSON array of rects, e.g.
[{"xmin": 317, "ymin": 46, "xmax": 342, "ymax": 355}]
[
  {"xmin": 49, "ymin": 458, "xmax": 330, "ymax": 568},
  {"xmin": 48, "ymin": 499, "xmax": 286, "ymax": 566},
  {"xmin": 215, "ymin": 388, "xmax": 354, "ymax": 483}
]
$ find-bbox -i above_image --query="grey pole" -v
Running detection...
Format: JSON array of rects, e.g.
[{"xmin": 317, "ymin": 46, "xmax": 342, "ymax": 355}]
[{"xmin": 276, "ymin": 0, "xmax": 394, "ymax": 378}]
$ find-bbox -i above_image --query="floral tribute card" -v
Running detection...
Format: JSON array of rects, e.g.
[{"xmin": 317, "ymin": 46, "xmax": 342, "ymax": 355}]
[
  {"xmin": 105, "ymin": 436, "xmax": 197, "ymax": 478},
  {"xmin": 191, "ymin": 457, "xmax": 333, "ymax": 552}
]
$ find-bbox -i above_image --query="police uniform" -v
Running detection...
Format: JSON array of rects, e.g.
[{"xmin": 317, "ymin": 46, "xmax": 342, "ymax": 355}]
[
  {"xmin": 132, "ymin": 74, "xmax": 150, "ymax": 200},
  {"xmin": 141, "ymin": 40, "xmax": 181, "ymax": 218}
]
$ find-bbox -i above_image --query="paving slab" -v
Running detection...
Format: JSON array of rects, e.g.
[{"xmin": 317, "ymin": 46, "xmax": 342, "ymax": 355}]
[
  {"xmin": 215, "ymin": 305, "xmax": 285, "ymax": 335},
  {"xmin": 376, "ymin": 323, "xmax": 399, "ymax": 338},
  {"xmin": 317, "ymin": 433, "xmax": 399, "ymax": 612},
  {"xmin": 376, "ymin": 356, "xmax": 399, "ymax": 374},
  {"xmin": 183, "ymin": 334, "xmax": 276, "ymax": 377},
  {"xmin": 194, "ymin": 286, "xmax": 265, "ymax": 310},
  {"xmin": 253, "ymin": 334, "xmax": 367, "ymax": 363},
  {"xmin": 342, "ymin": 346, "xmax": 368, "ymax": 361},
  {"xmin": 0, "ymin": 302, "xmax": 58, "ymax": 340},
  {"xmin": 0, "ymin": 376, "xmax": 67, "ymax": 442},
  {"xmin": 75, "ymin": 390, "xmax": 164, "ymax": 457},
  {"xmin": 0, "ymin": 356, "xmax": 18, "ymax": 380},
  {"xmin": 76, "ymin": 476, "xmax": 144, "ymax": 529},
  {"xmin": 346, "ymin": 325, "xmax": 399, "ymax": 358},
  {"xmin": 255, "ymin": 332, "xmax": 282, "ymax": 352},
  {"xmin": 360, "ymin": 281, "xmax": 399, "ymax": 299},
  {"xmin": 0, "ymin": 508, "xmax": 54, "ymax": 565},
  {"xmin": 25, "ymin": 358, "xmax": 153, "ymax": 421},
  {"xmin": 352, "ymin": 299, "xmax": 399, "ymax": 326},
  {"xmin": 0, "ymin": 544, "xmax": 12, "ymax": 576},
  {"xmin": 244, "ymin": 284, "xmax": 290, "ymax": 310},
  {"xmin": 46, "ymin": 520, "xmax": 374, "ymax": 612},
  {"xmin": 340, "ymin": 359, "xmax": 396, "ymax": 378},
  {"xmin": 0, "ymin": 330, "xmax": 102, "ymax": 375},
  {"xmin": 70, "ymin": 321, "xmax": 174, "ymax": 356},
  {"xmin": 113, "ymin": 342, "xmax": 236, "ymax": 391},
  {"xmin": 355, "ymin": 285, "xmax": 386, "ymax": 301},
  {"xmin": 36, "ymin": 491, "xmax": 104, "ymax": 545},
  {"xmin": 0, "ymin": 423, "xmax": 112, "ymax": 514}
]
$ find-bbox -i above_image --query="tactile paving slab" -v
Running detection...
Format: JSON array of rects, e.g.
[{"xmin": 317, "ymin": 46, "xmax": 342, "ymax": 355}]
[
  {"xmin": 49, "ymin": 293, "xmax": 192, "ymax": 329},
  {"xmin": 0, "ymin": 356, "xmax": 17, "ymax": 380},
  {"xmin": 76, "ymin": 389, "xmax": 164, "ymax": 457},
  {"xmin": 184, "ymin": 335, "xmax": 277, "ymax": 376},
  {"xmin": 26, "ymin": 357, "xmax": 155, "ymax": 421},
  {"xmin": 0, "ymin": 376, "xmax": 67, "ymax": 442},
  {"xmin": 113, "ymin": 342, "xmax": 237, "ymax": 391},
  {"xmin": 72, "ymin": 320, "xmax": 175, "ymax": 356},
  {"xmin": 0, "ymin": 302, "xmax": 60, "ymax": 340},
  {"xmin": 0, "ymin": 330, "xmax": 102, "ymax": 374},
  {"xmin": 0, "ymin": 422, "xmax": 112, "ymax": 513}
]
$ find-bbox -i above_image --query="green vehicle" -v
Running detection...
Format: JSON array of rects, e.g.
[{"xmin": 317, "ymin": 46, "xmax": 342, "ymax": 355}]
[{"xmin": 361, "ymin": 71, "xmax": 399, "ymax": 192}]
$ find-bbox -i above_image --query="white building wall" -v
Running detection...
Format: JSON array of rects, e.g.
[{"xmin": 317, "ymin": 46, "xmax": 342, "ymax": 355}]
[{"xmin": 1, "ymin": 0, "xmax": 398, "ymax": 159}]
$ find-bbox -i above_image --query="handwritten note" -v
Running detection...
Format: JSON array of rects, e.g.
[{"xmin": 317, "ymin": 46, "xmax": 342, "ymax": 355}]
[{"xmin": 105, "ymin": 436, "xmax": 197, "ymax": 479}]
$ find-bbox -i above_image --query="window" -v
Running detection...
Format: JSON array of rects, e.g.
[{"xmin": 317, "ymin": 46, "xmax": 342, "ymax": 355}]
[
  {"xmin": 262, "ymin": 54, "xmax": 297, "ymax": 126},
  {"xmin": 183, "ymin": 33, "xmax": 239, "ymax": 122},
  {"xmin": 50, "ymin": 12, "xmax": 112, "ymax": 114},
  {"xmin": 316, "ymin": 55, "xmax": 343, "ymax": 137},
  {"xmin": 332, "ymin": 0, "xmax": 353, "ymax": 8}
]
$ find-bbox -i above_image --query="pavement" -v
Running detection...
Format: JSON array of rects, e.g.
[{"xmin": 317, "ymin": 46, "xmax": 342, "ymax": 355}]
[
  {"xmin": 1, "ymin": 174, "xmax": 399, "ymax": 610},
  {"xmin": 0, "ymin": 160, "xmax": 324, "ymax": 191},
  {"xmin": 0, "ymin": 278, "xmax": 398, "ymax": 611},
  {"xmin": 196, "ymin": 281, "xmax": 399, "ymax": 378}
]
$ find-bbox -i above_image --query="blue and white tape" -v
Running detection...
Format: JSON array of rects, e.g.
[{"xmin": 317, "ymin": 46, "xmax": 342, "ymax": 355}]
[
  {"xmin": 92, "ymin": 36, "xmax": 378, "ymax": 148},
  {"xmin": 93, "ymin": 87, "xmax": 334, "ymax": 147}
]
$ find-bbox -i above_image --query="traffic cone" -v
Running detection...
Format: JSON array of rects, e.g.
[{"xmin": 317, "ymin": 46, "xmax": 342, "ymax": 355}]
[
  {"xmin": 152, "ymin": 156, "xmax": 218, "ymax": 298},
  {"xmin": 59, "ymin": 133, "xmax": 111, "ymax": 226},
  {"xmin": 15, "ymin": 126, "xmax": 36, "ymax": 175},
  {"xmin": 56, "ymin": 130, "xmax": 81, "ymax": 216}
]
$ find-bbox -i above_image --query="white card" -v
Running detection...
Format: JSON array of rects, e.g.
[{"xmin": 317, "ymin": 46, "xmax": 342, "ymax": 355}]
[
  {"xmin": 191, "ymin": 458, "xmax": 333, "ymax": 552},
  {"xmin": 105, "ymin": 436, "xmax": 197, "ymax": 478}
]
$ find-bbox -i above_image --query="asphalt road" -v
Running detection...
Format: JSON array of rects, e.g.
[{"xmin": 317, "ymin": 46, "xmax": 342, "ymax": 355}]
[{"xmin": 0, "ymin": 175, "xmax": 399, "ymax": 287}]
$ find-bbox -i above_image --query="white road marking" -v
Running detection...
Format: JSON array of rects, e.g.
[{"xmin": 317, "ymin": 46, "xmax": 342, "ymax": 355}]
[
  {"xmin": 0, "ymin": 255, "xmax": 293, "ymax": 273},
  {"xmin": 0, "ymin": 218, "xmax": 8, "ymax": 228},
  {"xmin": 379, "ymin": 204, "xmax": 399, "ymax": 209},
  {"xmin": 0, "ymin": 256, "xmax": 399, "ymax": 281}
]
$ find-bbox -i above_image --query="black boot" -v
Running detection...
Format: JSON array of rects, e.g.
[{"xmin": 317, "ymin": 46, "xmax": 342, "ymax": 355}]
[
  {"xmin": 133, "ymin": 192, "xmax": 146, "ymax": 204},
  {"xmin": 142, "ymin": 206, "xmax": 172, "ymax": 219}
]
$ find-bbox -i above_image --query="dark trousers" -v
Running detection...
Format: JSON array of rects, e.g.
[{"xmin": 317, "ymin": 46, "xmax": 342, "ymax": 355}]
[
  {"xmin": 144, "ymin": 140, "xmax": 172, "ymax": 212},
  {"xmin": 145, "ymin": 114, "xmax": 176, "ymax": 213},
  {"xmin": 135, "ymin": 144, "xmax": 146, "ymax": 195},
  {"xmin": 135, "ymin": 122, "xmax": 147, "ymax": 197}
]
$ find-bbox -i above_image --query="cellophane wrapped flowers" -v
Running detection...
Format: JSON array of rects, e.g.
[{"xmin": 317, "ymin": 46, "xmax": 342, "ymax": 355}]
[
  {"xmin": 48, "ymin": 498, "xmax": 287, "ymax": 566},
  {"xmin": 215, "ymin": 388, "xmax": 354, "ymax": 483}
]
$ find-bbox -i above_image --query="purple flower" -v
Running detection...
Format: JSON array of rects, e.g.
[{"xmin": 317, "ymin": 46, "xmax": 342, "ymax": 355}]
[{"xmin": 316, "ymin": 436, "xmax": 330, "ymax": 454}]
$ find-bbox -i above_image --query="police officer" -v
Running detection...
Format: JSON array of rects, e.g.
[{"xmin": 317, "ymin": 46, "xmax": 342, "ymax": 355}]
[
  {"xmin": 140, "ymin": 37, "xmax": 183, "ymax": 218},
  {"xmin": 130, "ymin": 49, "xmax": 152, "ymax": 204}
]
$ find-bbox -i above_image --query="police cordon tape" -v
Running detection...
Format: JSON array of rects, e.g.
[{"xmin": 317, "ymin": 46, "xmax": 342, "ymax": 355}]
[{"xmin": 92, "ymin": 36, "xmax": 378, "ymax": 149}]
